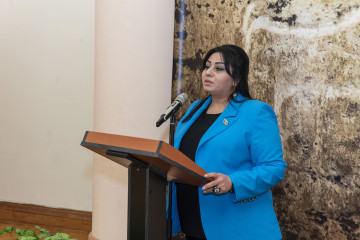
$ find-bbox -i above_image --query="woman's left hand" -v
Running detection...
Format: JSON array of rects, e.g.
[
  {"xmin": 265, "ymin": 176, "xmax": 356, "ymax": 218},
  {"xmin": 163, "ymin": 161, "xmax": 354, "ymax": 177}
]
[{"xmin": 202, "ymin": 172, "xmax": 233, "ymax": 194}]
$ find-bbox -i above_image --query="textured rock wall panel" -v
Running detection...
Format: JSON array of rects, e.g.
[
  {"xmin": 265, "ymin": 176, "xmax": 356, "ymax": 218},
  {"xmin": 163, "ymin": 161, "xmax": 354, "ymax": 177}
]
[{"xmin": 172, "ymin": 1, "xmax": 360, "ymax": 239}]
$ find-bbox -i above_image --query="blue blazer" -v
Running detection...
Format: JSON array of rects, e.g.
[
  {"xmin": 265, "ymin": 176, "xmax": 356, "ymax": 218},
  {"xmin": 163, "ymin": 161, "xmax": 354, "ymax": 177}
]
[{"xmin": 170, "ymin": 94, "xmax": 287, "ymax": 240}]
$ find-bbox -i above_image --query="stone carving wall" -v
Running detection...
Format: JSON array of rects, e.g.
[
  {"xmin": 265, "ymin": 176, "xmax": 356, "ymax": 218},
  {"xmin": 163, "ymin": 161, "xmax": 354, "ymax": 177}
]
[{"xmin": 172, "ymin": 1, "xmax": 360, "ymax": 239}]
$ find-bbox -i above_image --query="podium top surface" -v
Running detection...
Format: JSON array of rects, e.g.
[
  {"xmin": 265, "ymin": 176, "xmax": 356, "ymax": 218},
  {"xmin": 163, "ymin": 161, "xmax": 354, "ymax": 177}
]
[{"xmin": 81, "ymin": 131, "xmax": 209, "ymax": 186}]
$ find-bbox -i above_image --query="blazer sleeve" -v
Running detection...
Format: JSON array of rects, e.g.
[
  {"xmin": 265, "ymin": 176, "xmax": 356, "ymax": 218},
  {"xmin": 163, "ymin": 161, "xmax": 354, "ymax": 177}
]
[{"xmin": 228, "ymin": 103, "xmax": 287, "ymax": 202}]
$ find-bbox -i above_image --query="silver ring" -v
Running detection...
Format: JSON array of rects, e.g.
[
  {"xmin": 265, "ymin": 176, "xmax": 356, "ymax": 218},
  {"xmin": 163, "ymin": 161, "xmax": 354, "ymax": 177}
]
[{"xmin": 213, "ymin": 186, "xmax": 221, "ymax": 193}]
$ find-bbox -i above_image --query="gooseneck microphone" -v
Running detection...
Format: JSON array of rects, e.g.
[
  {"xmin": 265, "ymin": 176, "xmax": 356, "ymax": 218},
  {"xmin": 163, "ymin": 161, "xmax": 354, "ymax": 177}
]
[{"xmin": 156, "ymin": 93, "xmax": 188, "ymax": 127}]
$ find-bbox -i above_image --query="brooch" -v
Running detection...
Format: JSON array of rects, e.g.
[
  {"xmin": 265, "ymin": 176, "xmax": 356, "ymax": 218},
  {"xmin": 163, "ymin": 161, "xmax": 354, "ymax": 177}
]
[{"xmin": 223, "ymin": 119, "xmax": 229, "ymax": 126}]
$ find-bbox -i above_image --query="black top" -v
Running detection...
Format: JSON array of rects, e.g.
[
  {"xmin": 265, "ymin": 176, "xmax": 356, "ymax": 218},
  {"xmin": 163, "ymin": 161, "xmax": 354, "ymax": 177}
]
[{"xmin": 177, "ymin": 110, "xmax": 220, "ymax": 239}]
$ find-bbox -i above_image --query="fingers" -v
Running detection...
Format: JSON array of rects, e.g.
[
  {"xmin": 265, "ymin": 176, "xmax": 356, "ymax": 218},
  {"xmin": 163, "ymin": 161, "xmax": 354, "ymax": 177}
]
[
  {"xmin": 202, "ymin": 174, "xmax": 221, "ymax": 193},
  {"xmin": 202, "ymin": 172, "xmax": 232, "ymax": 194}
]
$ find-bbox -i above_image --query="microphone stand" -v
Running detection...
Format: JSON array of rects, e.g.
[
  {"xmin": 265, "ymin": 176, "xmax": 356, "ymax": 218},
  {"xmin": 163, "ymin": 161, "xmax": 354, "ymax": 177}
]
[
  {"xmin": 169, "ymin": 114, "xmax": 175, "ymax": 147},
  {"xmin": 166, "ymin": 114, "xmax": 176, "ymax": 240}
]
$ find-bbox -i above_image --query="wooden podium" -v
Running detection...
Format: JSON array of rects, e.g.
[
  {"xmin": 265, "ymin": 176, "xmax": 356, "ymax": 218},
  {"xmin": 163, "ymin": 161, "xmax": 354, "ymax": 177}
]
[{"xmin": 81, "ymin": 131, "xmax": 209, "ymax": 240}]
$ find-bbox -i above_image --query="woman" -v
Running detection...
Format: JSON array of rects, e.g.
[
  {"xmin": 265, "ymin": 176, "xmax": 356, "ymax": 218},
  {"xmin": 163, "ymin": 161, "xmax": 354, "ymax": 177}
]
[{"xmin": 170, "ymin": 45, "xmax": 287, "ymax": 240}]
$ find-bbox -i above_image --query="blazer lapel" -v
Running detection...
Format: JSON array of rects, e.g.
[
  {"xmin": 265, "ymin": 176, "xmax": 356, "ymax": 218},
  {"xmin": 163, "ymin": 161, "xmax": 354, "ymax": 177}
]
[
  {"xmin": 197, "ymin": 103, "xmax": 238, "ymax": 149},
  {"xmin": 175, "ymin": 95, "xmax": 246, "ymax": 150},
  {"xmin": 174, "ymin": 97, "xmax": 212, "ymax": 149},
  {"xmin": 197, "ymin": 95, "xmax": 245, "ymax": 149}
]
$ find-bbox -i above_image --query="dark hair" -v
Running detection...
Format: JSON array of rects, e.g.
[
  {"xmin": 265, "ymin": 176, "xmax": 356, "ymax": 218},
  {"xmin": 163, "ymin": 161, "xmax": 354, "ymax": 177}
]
[
  {"xmin": 182, "ymin": 45, "xmax": 252, "ymax": 123},
  {"xmin": 203, "ymin": 44, "xmax": 251, "ymax": 100}
]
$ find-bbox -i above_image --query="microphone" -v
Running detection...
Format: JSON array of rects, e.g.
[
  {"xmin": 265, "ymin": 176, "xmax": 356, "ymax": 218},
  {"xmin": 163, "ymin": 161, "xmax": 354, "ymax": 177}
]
[{"xmin": 156, "ymin": 93, "xmax": 188, "ymax": 127}]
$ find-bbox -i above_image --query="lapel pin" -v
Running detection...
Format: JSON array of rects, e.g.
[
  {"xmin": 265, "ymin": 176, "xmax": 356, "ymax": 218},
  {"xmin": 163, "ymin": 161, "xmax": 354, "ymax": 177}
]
[{"xmin": 223, "ymin": 119, "xmax": 229, "ymax": 126}]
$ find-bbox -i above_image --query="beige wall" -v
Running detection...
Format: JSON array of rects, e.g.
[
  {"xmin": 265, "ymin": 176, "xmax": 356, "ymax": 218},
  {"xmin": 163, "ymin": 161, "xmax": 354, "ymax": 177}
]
[
  {"xmin": 1, "ymin": 2, "xmax": 175, "ymax": 239},
  {"xmin": 0, "ymin": 1, "xmax": 95, "ymax": 211},
  {"xmin": 91, "ymin": 0, "xmax": 174, "ymax": 239}
]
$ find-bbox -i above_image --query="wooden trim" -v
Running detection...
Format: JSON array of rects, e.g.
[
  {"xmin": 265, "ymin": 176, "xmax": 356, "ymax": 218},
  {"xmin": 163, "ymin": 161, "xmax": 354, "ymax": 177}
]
[{"xmin": 0, "ymin": 201, "xmax": 91, "ymax": 232}]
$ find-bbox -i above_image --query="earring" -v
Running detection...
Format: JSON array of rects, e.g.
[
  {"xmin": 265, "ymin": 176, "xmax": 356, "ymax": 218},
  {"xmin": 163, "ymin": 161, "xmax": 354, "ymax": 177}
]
[{"xmin": 233, "ymin": 92, "xmax": 237, "ymax": 97}]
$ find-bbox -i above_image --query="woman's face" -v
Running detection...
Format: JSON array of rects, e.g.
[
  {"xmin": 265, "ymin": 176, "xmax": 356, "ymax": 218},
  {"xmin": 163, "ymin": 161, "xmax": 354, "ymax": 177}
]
[{"xmin": 202, "ymin": 52, "xmax": 235, "ymax": 99}]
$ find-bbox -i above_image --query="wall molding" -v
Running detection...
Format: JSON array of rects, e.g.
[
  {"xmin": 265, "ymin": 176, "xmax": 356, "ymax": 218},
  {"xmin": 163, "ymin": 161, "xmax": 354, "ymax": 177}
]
[{"xmin": 0, "ymin": 201, "xmax": 91, "ymax": 232}]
